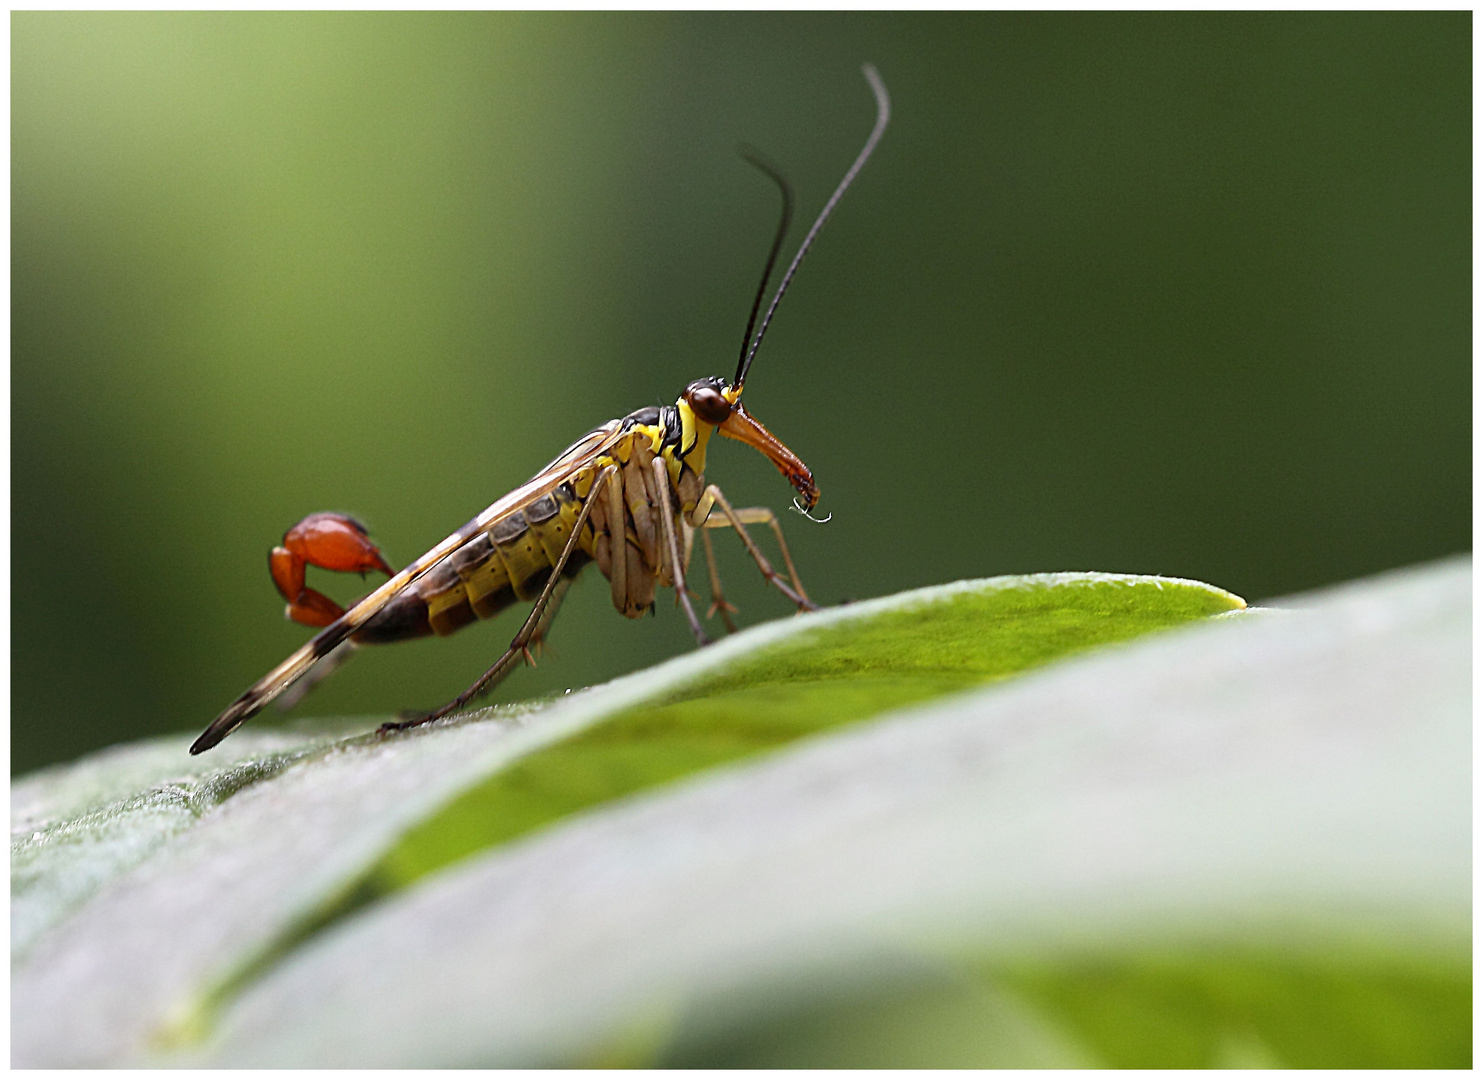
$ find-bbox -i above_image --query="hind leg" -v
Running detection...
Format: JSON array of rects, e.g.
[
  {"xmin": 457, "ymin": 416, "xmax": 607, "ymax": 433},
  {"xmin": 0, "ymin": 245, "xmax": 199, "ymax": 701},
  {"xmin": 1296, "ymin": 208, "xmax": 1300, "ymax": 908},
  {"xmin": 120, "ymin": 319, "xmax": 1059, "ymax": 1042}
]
[{"xmin": 380, "ymin": 466, "xmax": 612, "ymax": 735}]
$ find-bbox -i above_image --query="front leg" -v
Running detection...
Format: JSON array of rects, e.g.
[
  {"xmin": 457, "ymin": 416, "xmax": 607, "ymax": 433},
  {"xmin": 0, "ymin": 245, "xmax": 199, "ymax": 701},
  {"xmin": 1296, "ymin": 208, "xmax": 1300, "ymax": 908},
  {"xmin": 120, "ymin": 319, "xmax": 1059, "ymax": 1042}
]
[{"xmin": 697, "ymin": 484, "xmax": 817, "ymax": 612}]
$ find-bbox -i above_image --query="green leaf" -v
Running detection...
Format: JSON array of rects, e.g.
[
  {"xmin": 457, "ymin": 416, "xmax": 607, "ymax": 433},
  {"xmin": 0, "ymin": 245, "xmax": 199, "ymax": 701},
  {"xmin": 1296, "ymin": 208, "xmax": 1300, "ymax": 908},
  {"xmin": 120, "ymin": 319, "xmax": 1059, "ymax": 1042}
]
[
  {"xmin": 377, "ymin": 571, "xmax": 1245, "ymax": 887},
  {"xmin": 989, "ymin": 947, "xmax": 1472, "ymax": 1069},
  {"xmin": 11, "ymin": 565, "xmax": 1468, "ymax": 1068},
  {"xmin": 11, "ymin": 723, "xmax": 367, "ymax": 963}
]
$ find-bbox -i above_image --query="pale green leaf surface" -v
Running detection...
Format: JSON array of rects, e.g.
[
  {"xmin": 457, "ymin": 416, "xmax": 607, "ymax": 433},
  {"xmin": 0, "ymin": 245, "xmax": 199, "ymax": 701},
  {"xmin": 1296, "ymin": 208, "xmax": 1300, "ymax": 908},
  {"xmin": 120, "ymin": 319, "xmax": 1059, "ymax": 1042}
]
[
  {"xmin": 376, "ymin": 571, "xmax": 1243, "ymax": 886},
  {"xmin": 10, "ymin": 565, "xmax": 1468, "ymax": 1067},
  {"xmin": 11, "ymin": 723, "xmax": 369, "ymax": 960},
  {"xmin": 13, "ymin": 572, "xmax": 1235, "ymax": 1065},
  {"xmin": 179, "ymin": 559, "xmax": 1468, "ymax": 1067}
]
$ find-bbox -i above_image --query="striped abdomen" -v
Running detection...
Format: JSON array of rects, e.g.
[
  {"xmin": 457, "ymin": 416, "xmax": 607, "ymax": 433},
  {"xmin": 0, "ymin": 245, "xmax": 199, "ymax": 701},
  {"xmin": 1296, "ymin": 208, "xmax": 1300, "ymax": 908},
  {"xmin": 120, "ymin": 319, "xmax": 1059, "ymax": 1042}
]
[{"xmin": 353, "ymin": 479, "xmax": 598, "ymax": 644}]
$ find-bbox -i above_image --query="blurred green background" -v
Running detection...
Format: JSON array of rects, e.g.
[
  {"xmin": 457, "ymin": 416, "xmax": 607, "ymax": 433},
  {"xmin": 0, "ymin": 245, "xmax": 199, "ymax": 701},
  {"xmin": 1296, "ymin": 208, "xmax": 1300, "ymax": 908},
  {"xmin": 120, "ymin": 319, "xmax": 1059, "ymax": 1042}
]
[{"xmin": 12, "ymin": 12, "xmax": 1469, "ymax": 773}]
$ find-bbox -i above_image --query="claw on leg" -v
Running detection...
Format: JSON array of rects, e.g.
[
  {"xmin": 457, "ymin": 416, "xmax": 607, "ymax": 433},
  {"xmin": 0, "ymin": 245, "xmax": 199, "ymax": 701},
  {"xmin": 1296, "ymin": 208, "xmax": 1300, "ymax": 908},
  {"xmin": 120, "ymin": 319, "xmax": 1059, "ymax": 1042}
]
[
  {"xmin": 705, "ymin": 597, "xmax": 741, "ymax": 621},
  {"xmin": 378, "ymin": 711, "xmax": 429, "ymax": 736},
  {"xmin": 271, "ymin": 512, "xmax": 396, "ymax": 628}
]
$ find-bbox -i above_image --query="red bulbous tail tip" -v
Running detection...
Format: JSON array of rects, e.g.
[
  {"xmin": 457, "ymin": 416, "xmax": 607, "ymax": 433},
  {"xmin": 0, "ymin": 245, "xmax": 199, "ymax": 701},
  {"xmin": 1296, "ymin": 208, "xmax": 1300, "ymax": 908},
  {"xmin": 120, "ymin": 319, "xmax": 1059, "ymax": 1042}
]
[{"xmin": 270, "ymin": 512, "xmax": 396, "ymax": 628}]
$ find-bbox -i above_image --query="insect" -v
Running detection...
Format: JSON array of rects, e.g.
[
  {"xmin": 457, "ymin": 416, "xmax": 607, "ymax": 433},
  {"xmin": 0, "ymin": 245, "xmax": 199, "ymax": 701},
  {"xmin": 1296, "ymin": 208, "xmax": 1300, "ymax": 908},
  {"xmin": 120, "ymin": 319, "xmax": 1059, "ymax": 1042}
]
[{"xmin": 192, "ymin": 65, "xmax": 889, "ymax": 754}]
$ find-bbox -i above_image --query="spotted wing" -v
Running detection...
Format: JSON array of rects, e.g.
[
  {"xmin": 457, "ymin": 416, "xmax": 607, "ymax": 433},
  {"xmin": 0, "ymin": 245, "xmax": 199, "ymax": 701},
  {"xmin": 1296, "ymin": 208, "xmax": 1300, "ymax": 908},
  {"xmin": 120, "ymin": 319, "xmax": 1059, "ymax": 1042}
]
[{"xmin": 192, "ymin": 419, "xmax": 626, "ymax": 753}]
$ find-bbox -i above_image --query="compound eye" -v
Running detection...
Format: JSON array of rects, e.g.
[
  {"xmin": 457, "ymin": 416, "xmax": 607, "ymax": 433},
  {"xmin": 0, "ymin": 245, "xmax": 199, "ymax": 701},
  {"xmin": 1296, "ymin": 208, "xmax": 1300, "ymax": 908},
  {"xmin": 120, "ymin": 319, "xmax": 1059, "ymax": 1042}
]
[{"xmin": 688, "ymin": 385, "xmax": 732, "ymax": 425}]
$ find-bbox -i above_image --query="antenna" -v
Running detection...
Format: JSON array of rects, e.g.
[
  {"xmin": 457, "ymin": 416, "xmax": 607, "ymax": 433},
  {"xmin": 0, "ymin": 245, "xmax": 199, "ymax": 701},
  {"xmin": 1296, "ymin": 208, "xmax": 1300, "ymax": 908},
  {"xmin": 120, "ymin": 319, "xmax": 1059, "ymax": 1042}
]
[
  {"xmin": 733, "ymin": 63, "xmax": 890, "ymax": 393},
  {"xmin": 732, "ymin": 146, "xmax": 795, "ymax": 388}
]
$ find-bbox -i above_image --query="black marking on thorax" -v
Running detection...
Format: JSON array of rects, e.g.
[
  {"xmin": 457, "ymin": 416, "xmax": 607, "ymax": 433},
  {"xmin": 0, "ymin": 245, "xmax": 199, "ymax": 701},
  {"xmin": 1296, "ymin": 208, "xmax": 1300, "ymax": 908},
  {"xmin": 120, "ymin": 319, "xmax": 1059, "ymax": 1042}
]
[{"xmin": 621, "ymin": 404, "xmax": 681, "ymax": 451}]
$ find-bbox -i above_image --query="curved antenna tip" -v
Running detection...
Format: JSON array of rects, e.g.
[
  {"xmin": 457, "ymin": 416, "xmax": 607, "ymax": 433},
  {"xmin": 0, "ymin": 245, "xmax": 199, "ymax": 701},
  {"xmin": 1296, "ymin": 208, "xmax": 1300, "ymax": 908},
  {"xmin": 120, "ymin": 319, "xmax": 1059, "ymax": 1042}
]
[
  {"xmin": 735, "ymin": 63, "xmax": 891, "ymax": 390},
  {"xmin": 730, "ymin": 144, "xmax": 796, "ymax": 391},
  {"xmin": 860, "ymin": 63, "xmax": 890, "ymax": 127}
]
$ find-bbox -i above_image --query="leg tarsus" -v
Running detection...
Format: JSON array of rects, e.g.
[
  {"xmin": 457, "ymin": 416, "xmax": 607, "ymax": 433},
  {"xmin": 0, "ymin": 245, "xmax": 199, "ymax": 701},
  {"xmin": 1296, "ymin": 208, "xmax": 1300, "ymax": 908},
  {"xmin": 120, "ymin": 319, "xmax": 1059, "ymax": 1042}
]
[
  {"xmin": 699, "ymin": 527, "xmax": 740, "ymax": 633},
  {"xmin": 378, "ymin": 710, "xmax": 432, "ymax": 736}
]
